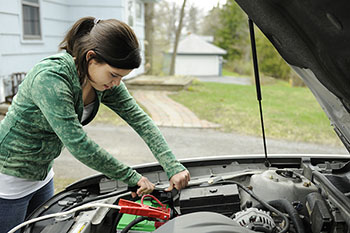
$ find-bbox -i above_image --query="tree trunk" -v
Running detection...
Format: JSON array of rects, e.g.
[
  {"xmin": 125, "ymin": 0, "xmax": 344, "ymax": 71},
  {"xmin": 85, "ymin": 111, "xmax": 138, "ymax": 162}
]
[
  {"xmin": 144, "ymin": 2, "xmax": 154, "ymax": 75},
  {"xmin": 169, "ymin": 0, "xmax": 187, "ymax": 76}
]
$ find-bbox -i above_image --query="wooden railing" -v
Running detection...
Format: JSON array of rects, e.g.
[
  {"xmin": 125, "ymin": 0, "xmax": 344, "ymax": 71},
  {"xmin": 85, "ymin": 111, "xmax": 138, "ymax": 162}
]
[{"xmin": 5, "ymin": 72, "xmax": 26, "ymax": 103}]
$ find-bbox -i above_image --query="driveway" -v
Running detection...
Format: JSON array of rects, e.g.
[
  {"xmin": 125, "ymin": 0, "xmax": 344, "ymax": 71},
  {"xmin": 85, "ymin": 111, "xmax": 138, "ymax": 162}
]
[{"xmin": 54, "ymin": 123, "xmax": 348, "ymax": 180}]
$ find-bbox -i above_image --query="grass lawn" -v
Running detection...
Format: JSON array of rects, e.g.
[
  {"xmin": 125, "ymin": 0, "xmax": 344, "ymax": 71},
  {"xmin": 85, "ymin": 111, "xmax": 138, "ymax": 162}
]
[
  {"xmin": 91, "ymin": 104, "xmax": 126, "ymax": 126},
  {"xmin": 170, "ymin": 81, "xmax": 341, "ymax": 146},
  {"xmin": 222, "ymin": 68, "xmax": 250, "ymax": 79},
  {"xmin": 222, "ymin": 69, "xmax": 241, "ymax": 77}
]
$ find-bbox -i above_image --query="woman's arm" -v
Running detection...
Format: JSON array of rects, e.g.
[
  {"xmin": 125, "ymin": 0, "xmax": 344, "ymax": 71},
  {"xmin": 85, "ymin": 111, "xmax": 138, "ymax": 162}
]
[
  {"xmin": 31, "ymin": 70, "xmax": 142, "ymax": 186},
  {"xmin": 101, "ymin": 82, "xmax": 187, "ymax": 180}
]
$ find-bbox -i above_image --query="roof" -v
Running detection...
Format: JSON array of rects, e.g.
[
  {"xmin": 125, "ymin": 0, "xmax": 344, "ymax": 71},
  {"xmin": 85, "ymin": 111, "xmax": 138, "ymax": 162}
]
[{"xmin": 168, "ymin": 34, "xmax": 227, "ymax": 55}]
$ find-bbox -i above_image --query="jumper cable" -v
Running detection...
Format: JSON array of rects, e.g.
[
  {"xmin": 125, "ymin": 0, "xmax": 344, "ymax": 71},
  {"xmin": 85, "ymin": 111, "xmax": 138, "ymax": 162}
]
[{"xmin": 118, "ymin": 194, "xmax": 171, "ymax": 220}]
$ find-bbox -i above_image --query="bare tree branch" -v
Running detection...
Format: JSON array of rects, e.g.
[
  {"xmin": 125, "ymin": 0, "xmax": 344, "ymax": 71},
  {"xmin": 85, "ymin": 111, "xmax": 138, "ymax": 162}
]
[{"xmin": 169, "ymin": 0, "xmax": 187, "ymax": 75}]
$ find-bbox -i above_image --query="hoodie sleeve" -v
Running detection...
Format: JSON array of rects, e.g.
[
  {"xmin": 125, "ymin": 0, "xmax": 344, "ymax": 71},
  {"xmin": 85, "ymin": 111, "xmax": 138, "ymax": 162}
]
[
  {"xmin": 31, "ymin": 69, "xmax": 142, "ymax": 186},
  {"xmin": 101, "ymin": 82, "xmax": 187, "ymax": 180}
]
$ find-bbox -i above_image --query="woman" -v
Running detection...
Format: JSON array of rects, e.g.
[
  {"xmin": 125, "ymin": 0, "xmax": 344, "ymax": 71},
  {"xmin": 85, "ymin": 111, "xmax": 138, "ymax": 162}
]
[{"xmin": 0, "ymin": 17, "xmax": 190, "ymax": 233}]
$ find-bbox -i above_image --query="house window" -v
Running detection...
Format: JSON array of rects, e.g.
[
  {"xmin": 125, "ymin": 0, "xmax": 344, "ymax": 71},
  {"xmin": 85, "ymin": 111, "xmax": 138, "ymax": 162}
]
[{"xmin": 22, "ymin": 0, "xmax": 41, "ymax": 40}]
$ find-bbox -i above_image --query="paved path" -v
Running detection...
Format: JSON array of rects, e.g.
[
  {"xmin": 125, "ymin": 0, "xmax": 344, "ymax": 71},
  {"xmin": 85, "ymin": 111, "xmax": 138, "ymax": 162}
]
[
  {"xmin": 129, "ymin": 75, "xmax": 250, "ymax": 129},
  {"xmin": 132, "ymin": 90, "xmax": 219, "ymax": 128}
]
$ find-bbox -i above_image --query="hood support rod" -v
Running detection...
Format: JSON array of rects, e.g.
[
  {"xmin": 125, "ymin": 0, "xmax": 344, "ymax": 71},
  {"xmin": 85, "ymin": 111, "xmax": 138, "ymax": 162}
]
[{"xmin": 248, "ymin": 18, "xmax": 270, "ymax": 167}]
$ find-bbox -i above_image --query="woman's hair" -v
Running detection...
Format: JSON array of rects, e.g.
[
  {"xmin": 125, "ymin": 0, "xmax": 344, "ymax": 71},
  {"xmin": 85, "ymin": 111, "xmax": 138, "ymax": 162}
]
[{"xmin": 59, "ymin": 17, "xmax": 141, "ymax": 84}]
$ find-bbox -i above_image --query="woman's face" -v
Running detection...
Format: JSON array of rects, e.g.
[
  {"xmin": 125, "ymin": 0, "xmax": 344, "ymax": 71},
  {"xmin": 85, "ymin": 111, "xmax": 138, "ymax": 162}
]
[{"xmin": 86, "ymin": 51, "xmax": 132, "ymax": 91}]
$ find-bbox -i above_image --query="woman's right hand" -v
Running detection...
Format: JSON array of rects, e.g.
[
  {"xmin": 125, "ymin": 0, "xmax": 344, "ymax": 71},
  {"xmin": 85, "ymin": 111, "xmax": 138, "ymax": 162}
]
[{"xmin": 131, "ymin": 176, "xmax": 155, "ymax": 198}]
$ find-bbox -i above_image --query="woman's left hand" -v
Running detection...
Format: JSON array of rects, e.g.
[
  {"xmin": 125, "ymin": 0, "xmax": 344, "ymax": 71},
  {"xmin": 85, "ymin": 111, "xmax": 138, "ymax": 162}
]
[
  {"xmin": 131, "ymin": 176, "xmax": 155, "ymax": 198},
  {"xmin": 165, "ymin": 170, "xmax": 190, "ymax": 191}
]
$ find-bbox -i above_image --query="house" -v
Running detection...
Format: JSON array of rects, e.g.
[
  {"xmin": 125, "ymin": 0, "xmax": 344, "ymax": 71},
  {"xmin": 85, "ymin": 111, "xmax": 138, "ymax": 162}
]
[
  {"xmin": 0, "ymin": 0, "xmax": 154, "ymax": 102},
  {"xmin": 165, "ymin": 34, "xmax": 227, "ymax": 77}
]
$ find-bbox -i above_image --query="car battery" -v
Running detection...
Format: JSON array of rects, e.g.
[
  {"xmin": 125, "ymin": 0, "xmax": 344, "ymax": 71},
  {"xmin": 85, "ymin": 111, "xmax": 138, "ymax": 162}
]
[
  {"xmin": 117, "ymin": 199, "xmax": 168, "ymax": 233},
  {"xmin": 179, "ymin": 184, "xmax": 240, "ymax": 216}
]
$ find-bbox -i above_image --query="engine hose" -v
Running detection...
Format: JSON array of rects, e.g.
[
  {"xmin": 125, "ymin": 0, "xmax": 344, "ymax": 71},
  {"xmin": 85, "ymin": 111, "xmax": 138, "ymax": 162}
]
[
  {"xmin": 120, "ymin": 216, "xmax": 148, "ymax": 233},
  {"xmin": 255, "ymin": 199, "xmax": 305, "ymax": 233}
]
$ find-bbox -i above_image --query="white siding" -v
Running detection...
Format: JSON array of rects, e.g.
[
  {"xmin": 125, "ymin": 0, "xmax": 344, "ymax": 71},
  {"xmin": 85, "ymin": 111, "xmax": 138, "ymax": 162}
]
[
  {"xmin": 0, "ymin": 0, "xmax": 147, "ymax": 100},
  {"xmin": 0, "ymin": 0, "xmax": 69, "ymax": 77},
  {"xmin": 175, "ymin": 55, "xmax": 220, "ymax": 76},
  {"xmin": 0, "ymin": 12, "xmax": 21, "ymax": 35},
  {"xmin": 0, "ymin": 53, "xmax": 2, "ymax": 102},
  {"xmin": 124, "ymin": 0, "xmax": 145, "ymax": 77},
  {"xmin": 0, "ymin": 0, "xmax": 19, "ymax": 14},
  {"xmin": 0, "ymin": 76, "xmax": 4, "ymax": 103},
  {"xmin": 68, "ymin": 6, "xmax": 123, "ymax": 21},
  {"xmin": 69, "ymin": 0, "xmax": 123, "ymax": 7}
]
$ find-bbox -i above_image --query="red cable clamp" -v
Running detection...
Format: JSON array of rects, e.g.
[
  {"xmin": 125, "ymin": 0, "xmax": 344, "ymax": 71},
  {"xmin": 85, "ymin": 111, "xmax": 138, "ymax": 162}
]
[{"xmin": 118, "ymin": 194, "xmax": 171, "ymax": 220}]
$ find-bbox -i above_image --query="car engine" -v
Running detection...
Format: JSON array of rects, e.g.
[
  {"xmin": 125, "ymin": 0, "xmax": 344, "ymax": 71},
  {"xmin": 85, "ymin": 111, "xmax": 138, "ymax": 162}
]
[{"xmin": 18, "ymin": 156, "xmax": 350, "ymax": 233}]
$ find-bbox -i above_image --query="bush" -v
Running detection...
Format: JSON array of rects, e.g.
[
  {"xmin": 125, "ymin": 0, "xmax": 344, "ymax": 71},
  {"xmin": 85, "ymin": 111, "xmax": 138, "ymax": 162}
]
[
  {"xmin": 224, "ymin": 59, "xmax": 252, "ymax": 76},
  {"xmin": 255, "ymin": 29, "xmax": 292, "ymax": 81}
]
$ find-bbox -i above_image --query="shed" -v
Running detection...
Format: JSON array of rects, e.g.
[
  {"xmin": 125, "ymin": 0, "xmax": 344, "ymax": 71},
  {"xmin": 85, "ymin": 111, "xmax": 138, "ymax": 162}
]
[
  {"xmin": 166, "ymin": 34, "xmax": 227, "ymax": 76},
  {"xmin": 0, "ymin": 0, "xmax": 154, "ymax": 102}
]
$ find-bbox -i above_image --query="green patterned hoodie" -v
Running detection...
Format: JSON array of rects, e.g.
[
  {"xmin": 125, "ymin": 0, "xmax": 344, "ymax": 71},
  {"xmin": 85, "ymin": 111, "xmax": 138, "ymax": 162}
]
[{"xmin": 0, "ymin": 53, "xmax": 186, "ymax": 186}]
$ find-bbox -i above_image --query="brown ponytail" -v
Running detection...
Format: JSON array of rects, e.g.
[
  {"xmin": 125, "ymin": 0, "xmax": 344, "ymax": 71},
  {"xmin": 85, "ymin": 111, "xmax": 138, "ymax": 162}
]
[{"xmin": 59, "ymin": 17, "xmax": 141, "ymax": 84}]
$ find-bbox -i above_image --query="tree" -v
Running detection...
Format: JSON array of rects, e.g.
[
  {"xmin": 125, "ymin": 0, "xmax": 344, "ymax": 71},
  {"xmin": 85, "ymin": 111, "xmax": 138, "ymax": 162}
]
[
  {"xmin": 256, "ymin": 29, "xmax": 290, "ymax": 80},
  {"xmin": 255, "ymin": 29, "xmax": 296, "ymax": 83},
  {"xmin": 209, "ymin": 0, "xmax": 294, "ymax": 81},
  {"xmin": 186, "ymin": 5, "xmax": 199, "ymax": 34},
  {"xmin": 199, "ymin": 5, "xmax": 221, "ymax": 37},
  {"xmin": 169, "ymin": 0, "xmax": 187, "ymax": 75},
  {"xmin": 153, "ymin": 1, "xmax": 179, "ymax": 44},
  {"xmin": 207, "ymin": 0, "xmax": 250, "ymax": 74},
  {"xmin": 150, "ymin": 1, "xmax": 179, "ymax": 75},
  {"xmin": 144, "ymin": 2, "xmax": 154, "ymax": 74},
  {"xmin": 215, "ymin": 0, "xmax": 248, "ymax": 62}
]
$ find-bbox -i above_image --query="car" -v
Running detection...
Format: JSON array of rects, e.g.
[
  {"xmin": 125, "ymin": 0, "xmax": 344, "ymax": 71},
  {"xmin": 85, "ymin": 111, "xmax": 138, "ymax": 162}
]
[{"xmin": 11, "ymin": 1, "xmax": 350, "ymax": 233}]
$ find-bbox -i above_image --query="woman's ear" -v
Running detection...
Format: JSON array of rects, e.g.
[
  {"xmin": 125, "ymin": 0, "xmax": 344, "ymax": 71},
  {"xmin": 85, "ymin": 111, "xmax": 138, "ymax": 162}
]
[{"xmin": 86, "ymin": 50, "xmax": 96, "ymax": 62}]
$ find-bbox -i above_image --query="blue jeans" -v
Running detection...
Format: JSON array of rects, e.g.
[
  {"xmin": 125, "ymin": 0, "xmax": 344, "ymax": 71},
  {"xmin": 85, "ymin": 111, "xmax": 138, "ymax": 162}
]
[{"xmin": 0, "ymin": 179, "xmax": 54, "ymax": 233}]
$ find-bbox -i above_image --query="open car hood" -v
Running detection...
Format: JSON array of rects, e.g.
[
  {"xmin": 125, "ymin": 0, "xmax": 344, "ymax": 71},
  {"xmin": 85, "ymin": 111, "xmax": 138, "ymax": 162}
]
[{"xmin": 235, "ymin": 0, "xmax": 350, "ymax": 152}]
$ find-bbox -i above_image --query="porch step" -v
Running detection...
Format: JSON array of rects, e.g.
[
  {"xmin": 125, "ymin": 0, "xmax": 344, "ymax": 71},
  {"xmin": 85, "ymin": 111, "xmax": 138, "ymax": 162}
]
[{"xmin": 124, "ymin": 75, "xmax": 194, "ymax": 91}]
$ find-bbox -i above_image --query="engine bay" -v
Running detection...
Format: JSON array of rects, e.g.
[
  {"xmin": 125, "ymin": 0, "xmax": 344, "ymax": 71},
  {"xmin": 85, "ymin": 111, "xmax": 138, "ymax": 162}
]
[{"xmin": 20, "ymin": 156, "xmax": 350, "ymax": 233}]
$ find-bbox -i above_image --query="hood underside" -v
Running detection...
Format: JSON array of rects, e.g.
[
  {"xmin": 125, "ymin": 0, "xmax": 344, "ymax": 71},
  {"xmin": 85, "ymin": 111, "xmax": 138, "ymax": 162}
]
[{"xmin": 235, "ymin": 0, "xmax": 350, "ymax": 151}]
